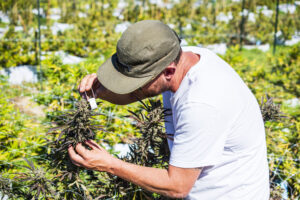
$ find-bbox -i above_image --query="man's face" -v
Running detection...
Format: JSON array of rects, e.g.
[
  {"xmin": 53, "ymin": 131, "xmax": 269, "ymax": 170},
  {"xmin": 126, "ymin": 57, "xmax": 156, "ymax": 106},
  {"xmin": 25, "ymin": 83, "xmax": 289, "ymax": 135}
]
[
  {"xmin": 131, "ymin": 63, "xmax": 176, "ymax": 99},
  {"xmin": 138, "ymin": 72, "xmax": 169, "ymax": 98}
]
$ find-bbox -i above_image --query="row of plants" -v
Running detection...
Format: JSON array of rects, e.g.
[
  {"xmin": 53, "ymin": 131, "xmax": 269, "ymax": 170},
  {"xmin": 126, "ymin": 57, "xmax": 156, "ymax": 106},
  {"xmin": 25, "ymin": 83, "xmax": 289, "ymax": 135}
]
[
  {"xmin": 0, "ymin": 0, "xmax": 299, "ymax": 197},
  {"xmin": 0, "ymin": 42, "xmax": 299, "ymax": 199},
  {"xmin": 1, "ymin": 0, "xmax": 299, "ymax": 68},
  {"xmin": 0, "ymin": 76, "xmax": 47, "ymax": 170},
  {"xmin": 0, "ymin": 78, "xmax": 172, "ymax": 199}
]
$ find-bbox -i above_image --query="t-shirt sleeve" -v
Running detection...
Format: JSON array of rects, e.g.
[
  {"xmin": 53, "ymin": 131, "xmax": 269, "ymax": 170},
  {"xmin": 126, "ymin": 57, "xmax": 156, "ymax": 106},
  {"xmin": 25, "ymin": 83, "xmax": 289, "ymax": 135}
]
[{"xmin": 169, "ymin": 102, "xmax": 227, "ymax": 168}]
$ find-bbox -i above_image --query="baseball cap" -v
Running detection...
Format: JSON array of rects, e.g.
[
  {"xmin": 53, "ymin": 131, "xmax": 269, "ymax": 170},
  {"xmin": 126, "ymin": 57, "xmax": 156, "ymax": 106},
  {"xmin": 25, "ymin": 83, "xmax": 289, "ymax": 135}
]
[{"xmin": 97, "ymin": 20, "xmax": 181, "ymax": 94}]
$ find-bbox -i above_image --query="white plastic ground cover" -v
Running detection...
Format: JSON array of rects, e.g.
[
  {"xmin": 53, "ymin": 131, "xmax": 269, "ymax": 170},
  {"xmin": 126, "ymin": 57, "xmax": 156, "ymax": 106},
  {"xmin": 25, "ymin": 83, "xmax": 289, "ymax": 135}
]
[
  {"xmin": 0, "ymin": 65, "xmax": 38, "ymax": 85},
  {"xmin": 285, "ymin": 34, "xmax": 300, "ymax": 46},
  {"xmin": 0, "ymin": 11, "xmax": 9, "ymax": 23},
  {"xmin": 217, "ymin": 12, "xmax": 233, "ymax": 23},
  {"xmin": 49, "ymin": 14, "xmax": 60, "ymax": 21},
  {"xmin": 0, "ymin": 192, "xmax": 8, "ymax": 200},
  {"xmin": 113, "ymin": 143, "xmax": 131, "ymax": 157},
  {"xmin": 114, "ymin": 22, "xmax": 131, "ymax": 33},
  {"xmin": 256, "ymin": 6, "xmax": 273, "ymax": 17},
  {"xmin": 51, "ymin": 22, "xmax": 74, "ymax": 35},
  {"xmin": 243, "ymin": 44, "xmax": 270, "ymax": 52},
  {"xmin": 279, "ymin": 4, "xmax": 296, "ymax": 14},
  {"xmin": 285, "ymin": 98, "xmax": 300, "ymax": 108},
  {"xmin": 0, "ymin": 27, "xmax": 8, "ymax": 38},
  {"xmin": 202, "ymin": 43, "xmax": 227, "ymax": 55},
  {"xmin": 41, "ymin": 51, "xmax": 85, "ymax": 65},
  {"xmin": 0, "ymin": 50, "xmax": 84, "ymax": 85},
  {"xmin": 54, "ymin": 51, "xmax": 84, "ymax": 65}
]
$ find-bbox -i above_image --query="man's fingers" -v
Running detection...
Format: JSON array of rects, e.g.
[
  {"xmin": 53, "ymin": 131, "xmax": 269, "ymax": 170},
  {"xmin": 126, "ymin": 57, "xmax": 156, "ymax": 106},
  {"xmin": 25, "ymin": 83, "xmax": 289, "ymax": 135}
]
[
  {"xmin": 84, "ymin": 141, "xmax": 97, "ymax": 150},
  {"xmin": 85, "ymin": 140, "xmax": 103, "ymax": 151},
  {"xmin": 75, "ymin": 143, "xmax": 90, "ymax": 159},
  {"xmin": 85, "ymin": 73, "xmax": 97, "ymax": 92},
  {"xmin": 68, "ymin": 146, "xmax": 85, "ymax": 164},
  {"xmin": 79, "ymin": 75, "xmax": 90, "ymax": 93},
  {"xmin": 78, "ymin": 74, "xmax": 99, "ymax": 99},
  {"xmin": 87, "ymin": 140, "xmax": 102, "ymax": 150},
  {"xmin": 70, "ymin": 160, "xmax": 81, "ymax": 167}
]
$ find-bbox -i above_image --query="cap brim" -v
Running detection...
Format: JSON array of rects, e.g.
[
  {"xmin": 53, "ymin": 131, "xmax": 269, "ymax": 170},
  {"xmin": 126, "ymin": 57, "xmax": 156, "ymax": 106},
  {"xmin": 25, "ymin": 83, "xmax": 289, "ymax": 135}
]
[{"xmin": 97, "ymin": 53, "xmax": 153, "ymax": 95}]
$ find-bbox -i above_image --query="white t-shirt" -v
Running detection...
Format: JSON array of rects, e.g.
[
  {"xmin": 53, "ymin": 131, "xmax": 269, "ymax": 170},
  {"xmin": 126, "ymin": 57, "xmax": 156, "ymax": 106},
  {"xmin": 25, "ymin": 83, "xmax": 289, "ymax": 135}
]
[{"xmin": 163, "ymin": 46, "xmax": 269, "ymax": 200}]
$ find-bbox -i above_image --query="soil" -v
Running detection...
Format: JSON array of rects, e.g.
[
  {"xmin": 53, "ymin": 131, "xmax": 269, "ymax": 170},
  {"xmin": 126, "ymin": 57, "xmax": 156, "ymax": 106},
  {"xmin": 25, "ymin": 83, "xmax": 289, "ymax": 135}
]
[{"xmin": 11, "ymin": 96, "xmax": 46, "ymax": 118}]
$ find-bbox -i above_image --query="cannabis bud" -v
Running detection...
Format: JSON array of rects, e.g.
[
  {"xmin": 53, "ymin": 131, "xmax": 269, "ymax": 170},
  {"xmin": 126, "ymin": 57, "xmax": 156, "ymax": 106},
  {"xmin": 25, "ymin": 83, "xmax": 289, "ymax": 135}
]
[
  {"xmin": 0, "ymin": 174, "xmax": 14, "ymax": 199},
  {"xmin": 104, "ymin": 99, "xmax": 171, "ymax": 199},
  {"xmin": 126, "ymin": 100, "xmax": 171, "ymax": 166},
  {"xmin": 260, "ymin": 94, "xmax": 285, "ymax": 122},
  {"xmin": 50, "ymin": 99, "xmax": 103, "ymax": 150},
  {"xmin": 15, "ymin": 158, "xmax": 57, "ymax": 199},
  {"xmin": 48, "ymin": 99, "xmax": 103, "ymax": 180}
]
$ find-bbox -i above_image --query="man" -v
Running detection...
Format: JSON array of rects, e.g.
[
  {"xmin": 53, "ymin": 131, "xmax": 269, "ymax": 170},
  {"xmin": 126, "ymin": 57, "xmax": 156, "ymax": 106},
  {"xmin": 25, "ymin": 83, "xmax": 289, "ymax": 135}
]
[{"xmin": 68, "ymin": 20, "xmax": 270, "ymax": 199}]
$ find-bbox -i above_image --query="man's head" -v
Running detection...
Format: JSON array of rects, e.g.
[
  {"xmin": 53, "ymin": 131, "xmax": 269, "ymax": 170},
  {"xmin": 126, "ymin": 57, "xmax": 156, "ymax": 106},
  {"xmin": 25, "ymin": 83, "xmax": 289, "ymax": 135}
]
[
  {"xmin": 137, "ymin": 48, "xmax": 182, "ymax": 97},
  {"xmin": 97, "ymin": 20, "xmax": 181, "ymax": 95}
]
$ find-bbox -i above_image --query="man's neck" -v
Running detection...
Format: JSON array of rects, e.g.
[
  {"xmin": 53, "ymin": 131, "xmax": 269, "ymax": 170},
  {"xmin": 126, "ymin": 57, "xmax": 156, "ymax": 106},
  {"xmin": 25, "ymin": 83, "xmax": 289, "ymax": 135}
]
[{"xmin": 169, "ymin": 51, "xmax": 200, "ymax": 93}]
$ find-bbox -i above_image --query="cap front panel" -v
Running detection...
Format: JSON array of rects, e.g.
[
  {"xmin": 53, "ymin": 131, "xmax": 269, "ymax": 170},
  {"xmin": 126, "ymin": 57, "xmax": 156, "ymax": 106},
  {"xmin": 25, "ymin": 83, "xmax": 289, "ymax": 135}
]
[{"xmin": 116, "ymin": 20, "xmax": 180, "ymax": 78}]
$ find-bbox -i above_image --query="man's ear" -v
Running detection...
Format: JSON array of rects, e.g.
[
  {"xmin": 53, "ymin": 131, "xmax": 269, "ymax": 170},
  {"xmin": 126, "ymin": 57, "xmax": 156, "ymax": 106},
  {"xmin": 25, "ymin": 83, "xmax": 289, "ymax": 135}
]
[{"xmin": 163, "ymin": 66, "xmax": 176, "ymax": 81}]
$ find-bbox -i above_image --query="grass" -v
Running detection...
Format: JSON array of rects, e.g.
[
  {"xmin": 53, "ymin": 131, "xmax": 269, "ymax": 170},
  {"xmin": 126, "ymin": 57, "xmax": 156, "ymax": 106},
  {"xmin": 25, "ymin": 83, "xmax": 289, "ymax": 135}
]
[
  {"xmin": 240, "ymin": 44, "xmax": 294, "ymax": 66},
  {"xmin": 0, "ymin": 22, "xmax": 8, "ymax": 28}
]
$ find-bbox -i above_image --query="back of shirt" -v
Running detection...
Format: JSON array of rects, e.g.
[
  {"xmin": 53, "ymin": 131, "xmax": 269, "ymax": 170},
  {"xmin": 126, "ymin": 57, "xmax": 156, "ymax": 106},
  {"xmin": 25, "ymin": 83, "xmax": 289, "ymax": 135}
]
[{"xmin": 163, "ymin": 46, "xmax": 269, "ymax": 200}]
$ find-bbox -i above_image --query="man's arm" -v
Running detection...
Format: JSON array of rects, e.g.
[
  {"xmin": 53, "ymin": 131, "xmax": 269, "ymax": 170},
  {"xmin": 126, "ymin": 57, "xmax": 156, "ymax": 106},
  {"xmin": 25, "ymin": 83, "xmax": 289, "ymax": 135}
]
[
  {"xmin": 68, "ymin": 141, "xmax": 201, "ymax": 198},
  {"xmin": 79, "ymin": 73, "xmax": 146, "ymax": 105}
]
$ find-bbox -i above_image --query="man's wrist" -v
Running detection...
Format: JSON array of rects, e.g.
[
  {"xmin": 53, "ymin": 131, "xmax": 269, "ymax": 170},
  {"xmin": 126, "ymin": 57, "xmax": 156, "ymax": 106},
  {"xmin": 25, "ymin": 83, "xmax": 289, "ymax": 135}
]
[{"xmin": 102, "ymin": 155, "xmax": 120, "ymax": 174}]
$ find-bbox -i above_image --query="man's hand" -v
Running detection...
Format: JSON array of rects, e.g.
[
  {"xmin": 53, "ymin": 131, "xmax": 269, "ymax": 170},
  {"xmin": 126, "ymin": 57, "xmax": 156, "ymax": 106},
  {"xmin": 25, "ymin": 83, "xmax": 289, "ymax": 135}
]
[
  {"xmin": 68, "ymin": 140, "xmax": 116, "ymax": 173},
  {"xmin": 78, "ymin": 73, "xmax": 143, "ymax": 105},
  {"xmin": 68, "ymin": 140, "xmax": 201, "ymax": 198},
  {"xmin": 78, "ymin": 73, "xmax": 102, "ymax": 99}
]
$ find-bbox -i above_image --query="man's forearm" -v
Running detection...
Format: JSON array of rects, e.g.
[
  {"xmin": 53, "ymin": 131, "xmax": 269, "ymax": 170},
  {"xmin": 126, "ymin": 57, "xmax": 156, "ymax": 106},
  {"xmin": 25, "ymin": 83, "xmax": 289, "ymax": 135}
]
[
  {"xmin": 68, "ymin": 142, "xmax": 200, "ymax": 198},
  {"xmin": 106, "ymin": 157, "xmax": 187, "ymax": 198}
]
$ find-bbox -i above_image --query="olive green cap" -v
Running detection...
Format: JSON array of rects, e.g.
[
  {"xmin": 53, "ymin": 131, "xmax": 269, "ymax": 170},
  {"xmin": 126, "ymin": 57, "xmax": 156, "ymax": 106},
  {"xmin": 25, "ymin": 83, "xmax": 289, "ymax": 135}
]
[{"xmin": 97, "ymin": 20, "xmax": 181, "ymax": 94}]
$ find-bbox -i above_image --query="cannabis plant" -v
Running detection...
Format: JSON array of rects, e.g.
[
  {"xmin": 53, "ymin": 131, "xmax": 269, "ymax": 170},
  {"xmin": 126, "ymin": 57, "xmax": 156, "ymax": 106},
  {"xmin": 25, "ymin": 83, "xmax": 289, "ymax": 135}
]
[
  {"xmin": 15, "ymin": 158, "xmax": 57, "ymax": 200},
  {"xmin": 104, "ymin": 99, "xmax": 171, "ymax": 199},
  {"xmin": 49, "ymin": 99, "xmax": 103, "ymax": 174},
  {"xmin": 260, "ymin": 94, "xmax": 285, "ymax": 122},
  {"xmin": 50, "ymin": 99, "xmax": 103, "ymax": 148},
  {"xmin": 270, "ymin": 184, "xmax": 284, "ymax": 200},
  {"xmin": 47, "ymin": 99, "xmax": 103, "ymax": 199},
  {"xmin": 0, "ymin": 174, "xmax": 14, "ymax": 200},
  {"xmin": 126, "ymin": 100, "xmax": 170, "ymax": 166}
]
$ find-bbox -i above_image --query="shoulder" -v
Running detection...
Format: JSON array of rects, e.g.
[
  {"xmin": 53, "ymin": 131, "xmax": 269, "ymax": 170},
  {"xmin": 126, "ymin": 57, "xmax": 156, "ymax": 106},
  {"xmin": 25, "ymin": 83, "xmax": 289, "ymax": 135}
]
[{"xmin": 182, "ymin": 46, "xmax": 211, "ymax": 57}]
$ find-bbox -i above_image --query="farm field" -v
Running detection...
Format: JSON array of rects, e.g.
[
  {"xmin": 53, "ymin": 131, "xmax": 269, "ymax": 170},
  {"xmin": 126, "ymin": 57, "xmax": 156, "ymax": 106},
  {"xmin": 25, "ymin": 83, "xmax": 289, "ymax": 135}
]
[{"xmin": 0, "ymin": 0, "xmax": 299, "ymax": 199}]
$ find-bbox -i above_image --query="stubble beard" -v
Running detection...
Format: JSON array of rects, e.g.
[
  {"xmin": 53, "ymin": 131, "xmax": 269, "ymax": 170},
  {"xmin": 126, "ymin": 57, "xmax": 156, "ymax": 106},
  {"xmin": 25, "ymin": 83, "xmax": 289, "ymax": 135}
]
[{"xmin": 143, "ymin": 83, "xmax": 169, "ymax": 98}]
